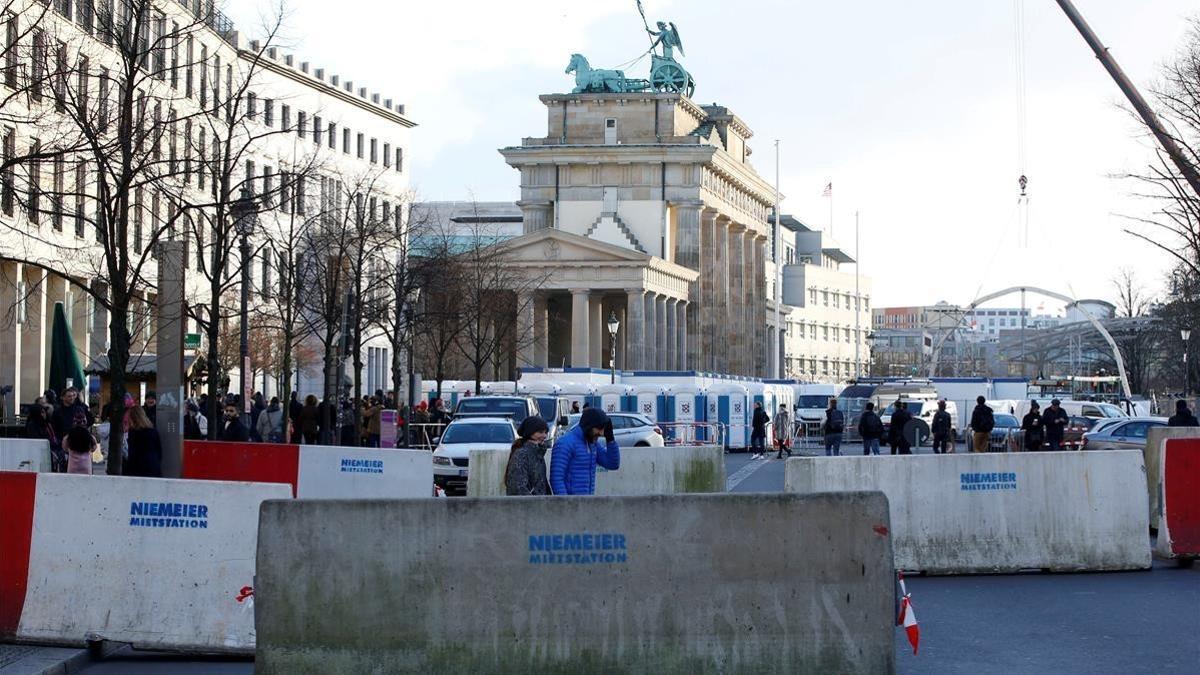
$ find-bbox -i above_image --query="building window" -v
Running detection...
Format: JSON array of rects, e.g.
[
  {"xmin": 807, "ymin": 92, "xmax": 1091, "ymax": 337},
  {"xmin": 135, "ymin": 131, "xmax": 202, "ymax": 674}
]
[
  {"xmin": 52, "ymin": 155, "xmax": 64, "ymax": 230},
  {"xmin": 281, "ymin": 104, "xmax": 290, "ymax": 130},
  {"xmin": 247, "ymin": 92, "xmax": 256, "ymax": 118},
  {"xmin": 132, "ymin": 187, "xmax": 143, "ymax": 252},
  {"xmin": 262, "ymin": 166, "xmax": 273, "ymax": 207},
  {"xmin": 30, "ymin": 29, "xmax": 45, "ymax": 101},
  {"xmin": 297, "ymin": 111, "xmax": 306, "ymax": 138},
  {"xmin": 4, "ymin": 14, "xmax": 17, "ymax": 89},
  {"xmin": 199, "ymin": 45, "xmax": 207, "ymax": 107},
  {"xmin": 369, "ymin": 138, "xmax": 377, "ymax": 163},
  {"xmin": 822, "ymin": 291, "xmax": 828, "ymax": 307},
  {"xmin": 327, "ymin": 122, "xmax": 336, "ymax": 149},
  {"xmin": 74, "ymin": 160, "xmax": 85, "ymax": 238},
  {"xmin": 27, "ymin": 138, "xmax": 40, "ymax": 223},
  {"xmin": 264, "ymin": 99, "xmax": 274, "ymax": 126},
  {"xmin": 383, "ymin": 143, "xmax": 391, "ymax": 168},
  {"xmin": 342, "ymin": 127, "xmax": 350, "ymax": 153},
  {"xmin": 395, "ymin": 147, "xmax": 403, "ymax": 172},
  {"xmin": 0, "ymin": 127, "xmax": 12, "ymax": 216},
  {"xmin": 356, "ymin": 133, "xmax": 363, "ymax": 159},
  {"xmin": 313, "ymin": 116, "xmax": 321, "ymax": 144}
]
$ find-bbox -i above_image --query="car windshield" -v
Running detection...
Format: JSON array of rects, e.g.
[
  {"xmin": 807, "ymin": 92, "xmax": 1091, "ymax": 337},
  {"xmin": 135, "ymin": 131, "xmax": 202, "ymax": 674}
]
[
  {"xmin": 797, "ymin": 395, "xmax": 831, "ymax": 408},
  {"xmin": 440, "ymin": 423, "xmax": 513, "ymax": 445},
  {"xmin": 994, "ymin": 414, "xmax": 1020, "ymax": 428},
  {"xmin": 455, "ymin": 399, "xmax": 528, "ymax": 421},
  {"xmin": 535, "ymin": 397, "xmax": 557, "ymax": 422},
  {"xmin": 883, "ymin": 402, "xmax": 924, "ymax": 416},
  {"xmin": 1098, "ymin": 403, "xmax": 1127, "ymax": 418}
]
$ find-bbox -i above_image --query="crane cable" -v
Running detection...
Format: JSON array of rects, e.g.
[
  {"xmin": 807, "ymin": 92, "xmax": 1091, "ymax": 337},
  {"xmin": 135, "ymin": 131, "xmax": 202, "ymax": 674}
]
[{"xmin": 1013, "ymin": 0, "xmax": 1031, "ymax": 247}]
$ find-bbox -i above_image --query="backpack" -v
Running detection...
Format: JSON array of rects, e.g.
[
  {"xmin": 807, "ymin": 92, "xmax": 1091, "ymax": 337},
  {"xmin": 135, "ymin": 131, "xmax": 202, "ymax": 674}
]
[
  {"xmin": 827, "ymin": 409, "xmax": 845, "ymax": 434},
  {"xmin": 864, "ymin": 413, "xmax": 883, "ymax": 437}
]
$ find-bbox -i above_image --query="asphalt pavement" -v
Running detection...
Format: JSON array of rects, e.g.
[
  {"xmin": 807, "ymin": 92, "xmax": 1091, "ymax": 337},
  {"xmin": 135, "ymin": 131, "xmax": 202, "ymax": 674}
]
[{"xmin": 24, "ymin": 447, "xmax": 1199, "ymax": 674}]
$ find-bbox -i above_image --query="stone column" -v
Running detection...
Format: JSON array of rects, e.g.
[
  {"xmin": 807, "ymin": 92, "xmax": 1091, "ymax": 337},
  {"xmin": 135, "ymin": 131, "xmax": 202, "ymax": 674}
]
[
  {"xmin": 713, "ymin": 216, "xmax": 730, "ymax": 374},
  {"xmin": 533, "ymin": 293, "xmax": 548, "ymax": 367},
  {"xmin": 20, "ymin": 266, "xmax": 46, "ymax": 401},
  {"xmin": 589, "ymin": 293, "xmax": 604, "ymax": 368},
  {"xmin": 644, "ymin": 292, "xmax": 658, "ymax": 370},
  {"xmin": 726, "ymin": 223, "xmax": 746, "ymax": 375},
  {"xmin": 518, "ymin": 200, "xmax": 554, "ymax": 233},
  {"xmin": 676, "ymin": 300, "xmax": 688, "ymax": 371},
  {"xmin": 664, "ymin": 297, "xmax": 677, "ymax": 372},
  {"xmin": 754, "ymin": 235, "xmax": 768, "ymax": 377},
  {"xmin": 743, "ymin": 231, "xmax": 757, "ymax": 376},
  {"xmin": 698, "ymin": 209, "xmax": 716, "ymax": 371},
  {"xmin": 570, "ymin": 288, "xmax": 590, "ymax": 368},
  {"xmin": 0, "ymin": 262, "xmax": 19, "ymax": 417},
  {"xmin": 625, "ymin": 289, "xmax": 645, "ymax": 371},
  {"xmin": 673, "ymin": 202, "xmax": 703, "ymax": 368},
  {"xmin": 516, "ymin": 293, "xmax": 536, "ymax": 367}
]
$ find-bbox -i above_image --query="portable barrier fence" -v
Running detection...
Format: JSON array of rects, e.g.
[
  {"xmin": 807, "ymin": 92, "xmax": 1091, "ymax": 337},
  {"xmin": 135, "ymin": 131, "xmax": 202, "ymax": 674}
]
[{"xmin": 659, "ymin": 422, "xmax": 724, "ymax": 448}]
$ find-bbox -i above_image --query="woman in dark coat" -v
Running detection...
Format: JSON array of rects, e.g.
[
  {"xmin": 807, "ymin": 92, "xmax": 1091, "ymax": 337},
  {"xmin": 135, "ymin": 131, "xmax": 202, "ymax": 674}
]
[
  {"xmin": 505, "ymin": 416, "xmax": 552, "ymax": 496},
  {"xmin": 125, "ymin": 406, "xmax": 163, "ymax": 477}
]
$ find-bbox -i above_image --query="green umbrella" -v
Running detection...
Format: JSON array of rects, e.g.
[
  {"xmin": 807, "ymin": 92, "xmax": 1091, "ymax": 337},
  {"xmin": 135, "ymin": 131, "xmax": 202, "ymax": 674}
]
[{"xmin": 47, "ymin": 302, "xmax": 87, "ymax": 396}]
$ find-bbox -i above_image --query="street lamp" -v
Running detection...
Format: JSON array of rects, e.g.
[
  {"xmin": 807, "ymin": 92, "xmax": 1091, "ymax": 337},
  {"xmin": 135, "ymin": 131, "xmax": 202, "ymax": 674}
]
[
  {"xmin": 1184, "ymin": 328, "xmax": 1193, "ymax": 398},
  {"xmin": 402, "ymin": 288, "xmax": 422, "ymax": 448},
  {"xmin": 607, "ymin": 311, "xmax": 620, "ymax": 384},
  {"xmin": 231, "ymin": 188, "xmax": 257, "ymax": 427}
]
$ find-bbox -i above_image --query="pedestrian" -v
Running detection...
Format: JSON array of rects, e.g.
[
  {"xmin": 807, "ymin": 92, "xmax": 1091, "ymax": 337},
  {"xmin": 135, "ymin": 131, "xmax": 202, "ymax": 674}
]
[
  {"xmin": 50, "ymin": 387, "xmax": 93, "ymax": 442},
  {"xmin": 249, "ymin": 393, "xmax": 267, "ymax": 442},
  {"xmin": 24, "ymin": 397, "xmax": 56, "ymax": 441},
  {"xmin": 750, "ymin": 401, "xmax": 770, "ymax": 459},
  {"xmin": 505, "ymin": 416, "xmax": 552, "ymax": 496},
  {"xmin": 1021, "ymin": 401, "xmax": 1045, "ymax": 451},
  {"xmin": 125, "ymin": 406, "xmax": 163, "ymax": 477},
  {"xmin": 571, "ymin": 402, "xmax": 581, "ymax": 414},
  {"xmin": 970, "ymin": 396, "xmax": 994, "ymax": 453},
  {"xmin": 363, "ymin": 397, "xmax": 383, "ymax": 447},
  {"xmin": 550, "ymin": 407, "xmax": 620, "ymax": 495},
  {"xmin": 183, "ymin": 401, "xmax": 204, "ymax": 440},
  {"xmin": 256, "ymin": 396, "xmax": 286, "ymax": 443},
  {"xmin": 931, "ymin": 400, "xmax": 954, "ymax": 454},
  {"xmin": 413, "ymin": 400, "xmax": 432, "ymax": 446},
  {"xmin": 299, "ymin": 394, "xmax": 321, "ymax": 444},
  {"xmin": 822, "ymin": 398, "xmax": 845, "ymax": 457},
  {"xmin": 64, "ymin": 426, "xmax": 97, "ymax": 475},
  {"xmin": 142, "ymin": 391, "xmax": 158, "ymax": 428},
  {"xmin": 858, "ymin": 401, "xmax": 883, "ymax": 455},
  {"xmin": 218, "ymin": 401, "xmax": 250, "ymax": 442},
  {"xmin": 773, "ymin": 403, "xmax": 792, "ymax": 459},
  {"xmin": 1168, "ymin": 399, "xmax": 1199, "ymax": 427},
  {"xmin": 1041, "ymin": 399, "xmax": 1069, "ymax": 451},
  {"xmin": 889, "ymin": 401, "xmax": 914, "ymax": 455},
  {"xmin": 288, "ymin": 391, "xmax": 303, "ymax": 442}
]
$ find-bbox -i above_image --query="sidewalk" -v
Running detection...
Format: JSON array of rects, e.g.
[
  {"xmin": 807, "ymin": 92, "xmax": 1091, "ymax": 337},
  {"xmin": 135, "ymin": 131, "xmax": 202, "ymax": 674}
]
[{"xmin": 0, "ymin": 645, "xmax": 89, "ymax": 675}]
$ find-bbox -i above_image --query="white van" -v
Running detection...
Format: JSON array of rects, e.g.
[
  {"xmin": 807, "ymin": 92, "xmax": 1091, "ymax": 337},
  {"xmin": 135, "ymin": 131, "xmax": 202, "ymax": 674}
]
[{"xmin": 795, "ymin": 384, "xmax": 845, "ymax": 425}]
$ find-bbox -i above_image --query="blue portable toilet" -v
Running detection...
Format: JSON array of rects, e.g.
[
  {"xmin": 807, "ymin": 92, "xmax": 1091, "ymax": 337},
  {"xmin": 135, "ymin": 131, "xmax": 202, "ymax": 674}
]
[
  {"xmin": 633, "ymin": 384, "xmax": 666, "ymax": 423},
  {"xmin": 708, "ymin": 383, "xmax": 749, "ymax": 450},
  {"xmin": 597, "ymin": 384, "xmax": 633, "ymax": 414},
  {"xmin": 671, "ymin": 386, "xmax": 704, "ymax": 444}
]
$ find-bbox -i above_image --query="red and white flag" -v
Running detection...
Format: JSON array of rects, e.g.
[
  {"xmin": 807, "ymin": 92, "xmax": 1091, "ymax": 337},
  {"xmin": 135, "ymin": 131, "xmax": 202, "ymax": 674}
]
[
  {"xmin": 822, "ymin": 182, "xmax": 833, "ymax": 197},
  {"xmin": 897, "ymin": 573, "xmax": 920, "ymax": 655}
]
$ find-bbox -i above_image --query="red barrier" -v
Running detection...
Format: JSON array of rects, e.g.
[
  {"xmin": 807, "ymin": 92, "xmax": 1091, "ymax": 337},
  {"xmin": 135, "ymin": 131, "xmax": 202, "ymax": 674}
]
[
  {"xmin": 0, "ymin": 472, "xmax": 36, "ymax": 635},
  {"xmin": 1158, "ymin": 438, "xmax": 1200, "ymax": 559},
  {"xmin": 181, "ymin": 441, "xmax": 301, "ymax": 497}
]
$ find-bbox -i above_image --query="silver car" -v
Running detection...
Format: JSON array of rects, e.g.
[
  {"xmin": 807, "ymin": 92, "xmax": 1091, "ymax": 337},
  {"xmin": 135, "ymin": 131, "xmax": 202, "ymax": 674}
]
[
  {"xmin": 566, "ymin": 412, "xmax": 665, "ymax": 447},
  {"xmin": 1081, "ymin": 417, "xmax": 1168, "ymax": 451}
]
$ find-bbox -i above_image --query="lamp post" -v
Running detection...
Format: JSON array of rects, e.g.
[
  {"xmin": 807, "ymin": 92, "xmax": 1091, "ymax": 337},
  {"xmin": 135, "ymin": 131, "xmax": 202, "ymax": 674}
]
[
  {"xmin": 1184, "ymin": 328, "xmax": 1193, "ymax": 398},
  {"xmin": 231, "ymin": 189, "xmax": 257, "ymax": 428},
  {"xmin": 607, "ymin": 311, "xmax": 620, "ymax": 384},
  {"xmin": 402, "ymin": 288, "xmax": 421, "ymax": 447}
]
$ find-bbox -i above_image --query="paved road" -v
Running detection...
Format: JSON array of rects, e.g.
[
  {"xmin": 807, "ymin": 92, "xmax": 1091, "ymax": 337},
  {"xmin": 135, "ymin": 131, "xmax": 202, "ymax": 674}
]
[{"xmin": 69, "ymin": 450, "xmax": 1198, "ymax": 673}]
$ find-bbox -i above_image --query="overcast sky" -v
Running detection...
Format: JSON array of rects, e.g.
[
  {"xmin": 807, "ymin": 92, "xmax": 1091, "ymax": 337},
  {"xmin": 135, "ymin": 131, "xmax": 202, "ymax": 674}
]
[{"xmin": 228, "ymin": 0, "xmax": 1195, "ymax": 311}]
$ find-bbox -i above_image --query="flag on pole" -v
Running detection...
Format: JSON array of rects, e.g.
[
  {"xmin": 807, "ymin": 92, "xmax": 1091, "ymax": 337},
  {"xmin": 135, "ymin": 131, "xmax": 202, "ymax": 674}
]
[
  {"xmin": 896, "ymin": 573, "xmax": 920, "ymax": 655},
  {"xmin": 822, "ymin": 182, "xmax": 833, "ymax": 197}
]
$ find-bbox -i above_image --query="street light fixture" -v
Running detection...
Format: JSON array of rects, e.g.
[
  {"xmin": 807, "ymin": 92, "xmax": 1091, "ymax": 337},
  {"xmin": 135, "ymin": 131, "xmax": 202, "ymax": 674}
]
[
  {"xmin": 1183, "ymin": 328, "xmax": 1193, "ymax": 398},
  {"xmin": 231, "ymin": 188, "xmax": 258, "ymax": 427},
  {"xmin": 607, "ymin": 311, "xmax": 620, "ymax": 384}
]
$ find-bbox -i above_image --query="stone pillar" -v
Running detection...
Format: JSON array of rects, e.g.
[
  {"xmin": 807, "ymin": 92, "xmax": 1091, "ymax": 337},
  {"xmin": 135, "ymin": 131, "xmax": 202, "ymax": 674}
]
[
  {"xmin": 0, "ymin": 262, "xmax": 19, "ymax": 417},
  {"xmin": 673, "ymin": 202, "xmax": 703, "ymax": 369},
  {"xmin": 20, "ymin": 266, "xmax": 46, "ymax": 402},
  {"xmin": 533, "ymin": 293, "xmax": 548, "ymax": 367},
  {"xmin": 754, "ymin": 235, "xmax": 768, "ymax": 377},
  {"xmin": 589, "ymin": 293, "xmax": 604, "ymax": 368},
  {"xmin": 518, "ymin": 200, "xmax": 553, "ymax": 233},
  {"xmin": 662, "ymin": 293, "xmax": 672, "ymax": 367},
  {"xmin": 664, "ymin": 297, "xmax": 677, "ymax": 372},
  {"xmin": 698, "ymin": 210, "xmax": 716, "ymax": 371},
  {"xmin": 156, "ymin": 241, "xmax": 186, "ymax": 478},
  {"xmin": 713, "ymin": 216, "xmax": 729, "ymax": 374},
  {"xmin": 570, "ymin": 288, "xmax": 590, "ymax": 368},
  {"xmin": 743, "ymin": 231, "xmax": 757, "ymax": 376},
  {"xmin": 644, "ymin": 292, "xmax": 658, "ymax": 370},
  {"xmin": 676, "ymin": 300, "xmax": 688, "ymax": 371},
  {"xmin": 625, "ymin": 289, "xmax": 645, "ymax": 371},
  {"xmin": 516, "ymin": 293, "xmax": 536, "ymax": 367},
  {"xmin": 726, "ymin": 223, "xmax": 746, "ymax": 375}
]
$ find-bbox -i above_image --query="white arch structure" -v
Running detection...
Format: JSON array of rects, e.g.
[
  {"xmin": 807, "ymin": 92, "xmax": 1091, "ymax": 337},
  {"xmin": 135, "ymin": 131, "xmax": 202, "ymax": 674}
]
[{"xmin": 927, "ymin": 286, "xmax": 1132, "ymax": 400}]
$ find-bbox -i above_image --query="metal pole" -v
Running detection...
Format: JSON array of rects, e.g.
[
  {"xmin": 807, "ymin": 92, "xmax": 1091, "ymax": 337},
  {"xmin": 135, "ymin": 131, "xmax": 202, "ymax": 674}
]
[
  {"xmin": 773, "ymin": 140, "xmax": 782, "ymax": 378},
  {"xmin": 239, "ymin": 232, "xmax": 250, "ymax": 428},
  {"xmin": 1055, "ymin": 0, "xmax": 1200, "ymax": 198},
  {"xmin": 405, "ymin": 308, "xmax": 415, "ymax": 448},
  {"xmin": 854, "ymin": 210, "xmax": 860, "ymax": 379},
  {"xmin": 1020, "ymin": 287, "xmax": 1026, "ymax": 379},
  {"xmin": 610, "ymin": 330, "xmax": 617, "ymax": 384}
]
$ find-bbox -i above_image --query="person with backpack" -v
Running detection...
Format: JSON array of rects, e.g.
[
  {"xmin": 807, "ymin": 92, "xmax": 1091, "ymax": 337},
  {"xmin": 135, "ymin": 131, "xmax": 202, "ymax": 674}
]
[
  {"xmin": 1021, "ymin": 401, "xmax": 1045, "ymax": 451},
  {"xmin": 858, "ymin": 401, "xmax": 883, "ymax": 455},
  {"xmin": 256, "ymin": 397, "xmax": 286, "ymax": 443},
  {"xmin": 505, "ymin": 416, "xmax": 552, "ymax": 496},
  {"xmin": 822, "ymin": 399, "xmax": 845, "ymax": 456},
  {"xmin": 889, "ymin": 401, "xmax": 914, "ymax": 455},
  {"xmin": 970, "ymin": 396, "xmax": 995, "ymax": 453},
  {"xmin": 750, "ymin": 402, "xmax": 770, "ymax": 460},
  {"xmin": 930, "ymin": 400, "xmax": 954, "ymax": 454}
]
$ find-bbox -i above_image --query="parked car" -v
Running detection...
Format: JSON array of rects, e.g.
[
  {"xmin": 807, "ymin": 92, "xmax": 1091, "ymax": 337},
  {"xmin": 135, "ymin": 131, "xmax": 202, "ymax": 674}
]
[
  {"xmin": 533, "ymin": 396, "xmax": 573, "ymax": 439},
  {"xmin": 432, "ymin": 417, "xmax": 516, "ymax": 496},
  {"xmin": 1081, "ymin": 417, "xmax": 1169, "ymax": 451},
  {"xmin": 967, "ymin": 413, "xmax": 1022, "ymax": 452},
  {"xmin": 566, "ymin": 412, "xmax": 665, "ymax": 447},
  {"xmin": 1061, "ymin": 415, "xmax": 1097, "ymax": 449}
]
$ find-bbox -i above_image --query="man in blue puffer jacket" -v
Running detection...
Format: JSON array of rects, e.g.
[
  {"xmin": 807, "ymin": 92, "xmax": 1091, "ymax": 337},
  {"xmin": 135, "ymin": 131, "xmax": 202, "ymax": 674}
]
[{"xmin": 550, "ymin": 407, "xmax": 620, "ymax": 495}]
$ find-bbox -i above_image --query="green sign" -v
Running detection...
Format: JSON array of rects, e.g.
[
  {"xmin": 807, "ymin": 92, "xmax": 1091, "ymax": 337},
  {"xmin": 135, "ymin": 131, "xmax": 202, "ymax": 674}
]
[{"xmin": 184, "ymin": 333, "xmax": 201, "ymax": 349}]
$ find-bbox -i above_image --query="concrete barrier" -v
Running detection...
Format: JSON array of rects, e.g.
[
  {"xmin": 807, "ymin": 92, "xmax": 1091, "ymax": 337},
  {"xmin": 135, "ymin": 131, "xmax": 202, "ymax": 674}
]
[
  {"xmin": 255, "ymin": 492, "xmax": 895, "ymax": 672},
  {"xmin": 1144, "ymin": 427, "xmax": 1200, "ymax": 530},
  {"xmin": 0, "ymin": 471, "xmax": 289, "ymax": 652},
  {"xmin": 1155, "ymin": 438, "xmax": 1200, "ymax": 560},
  {"xmin": 785, "ymin": 451, "xmax": 1150, "ymax": 574},
  {"xmin": 0, "ymin": 438, "xmax": 52, "ymax": 472},
  {"xmin": 182, "ymin": 440, "xmax": 432, "ymax": 498},
  {"xmin": 466, "ymin": 445, "xmax": 725, "ymax": 497}
]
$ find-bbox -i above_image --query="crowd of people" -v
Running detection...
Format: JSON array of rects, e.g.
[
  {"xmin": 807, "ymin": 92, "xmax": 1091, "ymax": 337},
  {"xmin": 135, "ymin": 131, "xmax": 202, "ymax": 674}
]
[{"xmin": 23, "ymin": 386, "xmax": 162, "ymax": 477}]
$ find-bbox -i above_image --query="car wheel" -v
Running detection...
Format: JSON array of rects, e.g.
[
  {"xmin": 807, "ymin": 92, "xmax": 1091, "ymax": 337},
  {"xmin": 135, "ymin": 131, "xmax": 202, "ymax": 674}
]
[{"xmin": 635, "ymin": 441, "xmax": 649, "ymax": 447}]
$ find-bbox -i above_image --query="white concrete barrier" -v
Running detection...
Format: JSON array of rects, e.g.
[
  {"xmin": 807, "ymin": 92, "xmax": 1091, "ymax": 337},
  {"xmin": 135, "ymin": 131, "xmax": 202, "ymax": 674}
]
[
  {"xmin": 254, "ymin": 493, "xmax": 896, "ymax": 672},
  {"xmin": 466, "ymin": 445, "xmax": 725, "ymax": 496},
  {"xmin": 785, "ymin": 451, "xmax": 1151, "ymax": 574},
  {"xmin": 1144, "ymin": 428, "xmax": 1200, "ymax": 530},
  {"xmin": 0, "ymin": 438, "xmax": 52, "ymax": 472},
  {"xmin": 0, "ymin": 471, "xmax": 289, "ymax": 652}
]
